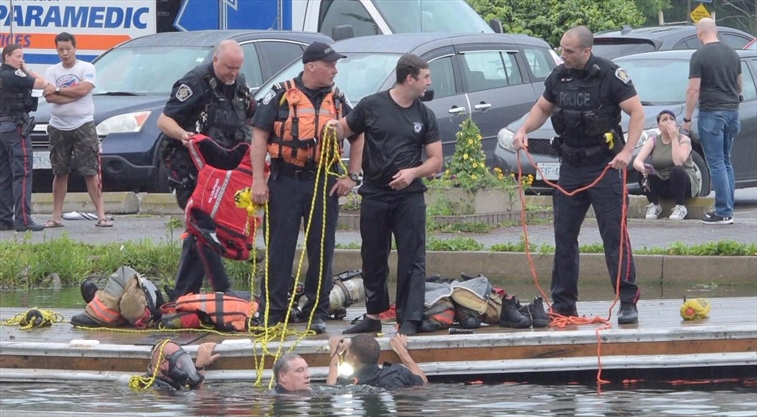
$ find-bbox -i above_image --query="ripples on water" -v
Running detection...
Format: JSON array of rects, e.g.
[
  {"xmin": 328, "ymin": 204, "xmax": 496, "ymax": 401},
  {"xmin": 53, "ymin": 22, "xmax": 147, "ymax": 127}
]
[{"xmin": 1, "ymin": 381, "xmax": 756, "ymax": 416}]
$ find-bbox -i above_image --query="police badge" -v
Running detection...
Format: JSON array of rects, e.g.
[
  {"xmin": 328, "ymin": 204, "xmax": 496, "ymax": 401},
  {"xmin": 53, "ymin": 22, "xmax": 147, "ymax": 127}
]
[
  {"xmin": 15, "ymin": 69, "xmax": 27, "ymax": 77},
  {"xmin": 176, "ymin": 84, "xmax": 193, "ymax": 102},
  {"xmin": 615, "ymin": 68, "xmax": 631, "ymax": 84}
]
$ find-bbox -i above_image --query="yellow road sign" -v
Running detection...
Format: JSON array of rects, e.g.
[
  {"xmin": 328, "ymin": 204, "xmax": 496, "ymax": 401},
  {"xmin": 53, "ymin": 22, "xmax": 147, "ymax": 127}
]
[{"xmin": 690, "ymin": 4, "xmax": 711, "ymax": 23}]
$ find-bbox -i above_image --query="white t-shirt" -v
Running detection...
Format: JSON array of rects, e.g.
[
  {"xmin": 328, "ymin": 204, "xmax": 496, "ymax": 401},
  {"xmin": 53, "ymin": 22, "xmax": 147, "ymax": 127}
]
[{"xmin": 44, "ymin": 60, "xmax": 96, "ymax": 130}]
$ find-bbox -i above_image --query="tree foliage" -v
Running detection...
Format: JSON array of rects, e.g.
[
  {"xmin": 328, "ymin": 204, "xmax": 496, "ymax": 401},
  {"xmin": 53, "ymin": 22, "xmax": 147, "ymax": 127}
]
[{"xmin": 467, "ymin": 0, "xmax": 646, "ymax": 46}]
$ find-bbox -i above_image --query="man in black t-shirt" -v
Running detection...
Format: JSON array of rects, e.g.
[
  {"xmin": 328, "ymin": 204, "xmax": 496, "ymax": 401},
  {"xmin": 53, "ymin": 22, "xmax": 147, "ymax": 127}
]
[
  {"xmin": 330, "ymin": 54, "xmax": 442, "ymax": 336},
  {"xmin": 326, "ymin": 334, "xmax": 427, "ymax": 389},
  {"xmin": 513, "ymin": 26, "xmax": 644, "ymax": 324},
  {"xmin": 683, "ymin": 18, "xmax": 742, "ymax": 225}
]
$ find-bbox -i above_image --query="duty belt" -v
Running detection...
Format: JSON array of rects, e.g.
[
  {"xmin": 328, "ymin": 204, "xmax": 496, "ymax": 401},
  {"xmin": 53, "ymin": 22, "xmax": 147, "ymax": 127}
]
[
  {"xmin": 559, "ymin": 143, "xmax": 612, "ymax": 166},
  {"xmin": 0, "ymin": 115, "xmax": 18, "ymax": 122},
  {"xmin": 271, "ymin": 160, "xmax": 317, "ymax": 181}
]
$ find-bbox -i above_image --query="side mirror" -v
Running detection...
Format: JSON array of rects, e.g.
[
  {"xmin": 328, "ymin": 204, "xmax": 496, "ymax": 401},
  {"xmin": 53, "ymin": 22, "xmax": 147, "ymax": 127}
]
[
  {"xmin": 332, "ymin": 25, "xmax": 354, "ymax": 41},
  {"xmin": 421, "ymin": 88, "xmax": 434, "ymax": 102},
  {"xmin": 489, "ymin": 19, "xmax": 503, "ymax": 34}
]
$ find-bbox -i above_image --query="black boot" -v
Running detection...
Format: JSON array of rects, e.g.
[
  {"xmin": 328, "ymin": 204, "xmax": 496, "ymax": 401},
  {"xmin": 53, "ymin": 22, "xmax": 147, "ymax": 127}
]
[
  {"xmin": 617, "ymin": 302, "xmax": 639, "ymax": 324},
  {"xmin": 500, "ymin": 296, "xmax": 531, "ymax": 329},
  {"xmin": 343, "ymin": 317, "xmax": 381, "ymax": 334},
  {"xmin": 80, "ymin": 279, "xmax": 98, "ymax": 304},
  {"xmin": 529, "ymin": 297, "xmax": 549, "ymax": 328},
  {"xmin": 70, "ymin": 313, "xmax": 103, "ymax": 327}
]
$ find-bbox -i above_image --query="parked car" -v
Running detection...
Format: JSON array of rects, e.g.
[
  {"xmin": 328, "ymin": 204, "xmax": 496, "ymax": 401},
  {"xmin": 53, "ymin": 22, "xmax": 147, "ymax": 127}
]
[
  {"xmin": 494, "ymin": 49, "xmax": 757, "ymax": 195},
  {"xmin": 592, "ymin": 24, "xmax": 755, "ymax": 60},
  {"xmin": 30, "ymin": 30, "xmax": 333, "ymax": 192},
  {"xmin": 253, "ymin": 33, "xmax": 561, "ymax": 166}
]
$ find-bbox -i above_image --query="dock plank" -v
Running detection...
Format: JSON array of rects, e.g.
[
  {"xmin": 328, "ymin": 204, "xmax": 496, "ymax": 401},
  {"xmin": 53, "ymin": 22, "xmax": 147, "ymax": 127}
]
[{"xmin": 1, "ymin": 297, "xmax": 755, "ymax": 381}]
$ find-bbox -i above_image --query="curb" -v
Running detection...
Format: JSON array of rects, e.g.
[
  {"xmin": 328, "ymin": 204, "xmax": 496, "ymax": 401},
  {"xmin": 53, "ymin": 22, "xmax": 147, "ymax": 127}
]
[
  {"xmin": 29, "ymin": 192, "xmax": 715, "ymax": 222},
  {"xmin": 324, "ymin": 250, "xmax": 757, "ymax": 285}
]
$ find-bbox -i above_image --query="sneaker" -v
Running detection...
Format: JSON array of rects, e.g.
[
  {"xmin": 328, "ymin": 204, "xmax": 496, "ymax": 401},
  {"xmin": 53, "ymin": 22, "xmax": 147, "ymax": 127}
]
[
  {"xmin": 309, "ymin": 318, "xmax": 327, "ymax": 334},
  {"xmin": 80, "ymin": 279, "xmax": 99, "ymax": 304},
  {"xmin": 617, "ymin": 303, "xmax": 639, "ymax": 324},
  {"xmin": 499, "ymin": 296, "xmax": 531, "ymax": 329},
  {"xmin": 704, "ymin": 210, "xmax": 715, "ymax": 218},
  {"xmin": 701, "ymin": 214, "xmax": 734, "ymax": 225},
  {"xmin": 668, "ymin": 205, "xmax": 688, "ymax": 220},
  {"xmin": 645, "ymin": 203, "xmax": 662, "ymax": 220},
  {"xmin": 15, "ymin": 222, "xmax": 45, "ymax": 232}
]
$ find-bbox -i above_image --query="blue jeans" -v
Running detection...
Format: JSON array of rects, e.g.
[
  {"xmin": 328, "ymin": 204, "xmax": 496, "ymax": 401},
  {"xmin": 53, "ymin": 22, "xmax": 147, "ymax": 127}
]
[{"xmin": 698, "ymin": 110, "xmax": 740, "ymax": 217}]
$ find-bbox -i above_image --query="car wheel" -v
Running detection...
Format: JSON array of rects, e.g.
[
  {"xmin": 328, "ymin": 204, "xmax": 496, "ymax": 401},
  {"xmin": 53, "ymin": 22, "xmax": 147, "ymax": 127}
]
[
  {"xmin": 691, "ymin": 150, "xmax": 710, "ymax": 196},
  {"xmin": 149, "ymin": 141, "xmax": 171, "ymax": 193}
]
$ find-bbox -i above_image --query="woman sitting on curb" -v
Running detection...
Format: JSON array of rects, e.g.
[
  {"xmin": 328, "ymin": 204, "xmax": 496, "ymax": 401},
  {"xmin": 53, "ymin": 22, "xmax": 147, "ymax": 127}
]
[{"xmin": 634, "ymin": 109, "xmax": 701, "ymax": 220}]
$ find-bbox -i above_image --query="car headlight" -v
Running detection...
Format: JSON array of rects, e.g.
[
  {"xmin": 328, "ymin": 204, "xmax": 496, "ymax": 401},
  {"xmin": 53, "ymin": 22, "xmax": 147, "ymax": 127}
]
[
  {"xmin": 497, "ymin": 128, "xmax": 516, "ymax": 152},
  {"xmin": 624, "ymin": 127, "xmax": 661, "ymax": 149},
  {"xmin": 96, "ymin": 111, "xmax": 151, "ymax": 137}
]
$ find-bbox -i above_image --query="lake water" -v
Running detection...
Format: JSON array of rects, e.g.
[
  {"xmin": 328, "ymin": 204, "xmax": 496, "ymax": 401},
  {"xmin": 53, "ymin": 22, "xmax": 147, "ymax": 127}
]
[{"xmin": 1, "ymin": 379, "xmax": 756, "ymax": 416}]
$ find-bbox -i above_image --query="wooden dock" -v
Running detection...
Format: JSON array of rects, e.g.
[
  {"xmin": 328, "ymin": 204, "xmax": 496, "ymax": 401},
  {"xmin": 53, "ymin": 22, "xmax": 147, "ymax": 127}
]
[{"xmin": 1, "ymin": 297, "xmax": 755, "ymax": 384}]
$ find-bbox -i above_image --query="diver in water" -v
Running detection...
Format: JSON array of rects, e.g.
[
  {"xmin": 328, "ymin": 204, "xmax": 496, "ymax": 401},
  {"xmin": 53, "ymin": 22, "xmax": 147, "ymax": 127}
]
[{"xmin": 134, "ymin": 340, "xmax": 220, "ymax": 391}]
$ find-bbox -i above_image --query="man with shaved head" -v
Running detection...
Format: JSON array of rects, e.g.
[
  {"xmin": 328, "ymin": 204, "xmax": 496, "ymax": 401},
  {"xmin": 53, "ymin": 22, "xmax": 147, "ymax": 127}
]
[
  {"xmin": 157, "ymin": 38, "xmax": 256, "ymax": 300},
  {"xmin": 513, "ymin": 25, "xmax": 644, "ymax": 324},
  {"xmin": 683, "ymin": 18, "xmax": 742, "ymax": 225}
]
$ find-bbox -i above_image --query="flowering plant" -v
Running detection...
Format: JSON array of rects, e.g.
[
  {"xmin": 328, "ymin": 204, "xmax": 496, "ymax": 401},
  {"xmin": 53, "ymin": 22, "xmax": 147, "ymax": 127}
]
[{"xmin": 426, "ymin": 118, "xmax": 528, "ymax": 192}]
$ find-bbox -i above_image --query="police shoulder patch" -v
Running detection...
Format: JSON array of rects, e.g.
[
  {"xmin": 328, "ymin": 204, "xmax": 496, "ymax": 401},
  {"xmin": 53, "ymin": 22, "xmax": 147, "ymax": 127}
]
[
  {"xmin": 175, "ymin": 84, "xmax": 193, "ymax": 102},
  {"xmin": 262, "ymin": 90, "xmax": 276, "ymax": 105},
  {"xmin": 14, "ymin": 69, "xmax": 27, "ymax": 77},
  {"xmin": 615, "ymin": 67, "xmax": 631, "ymax": 84}
]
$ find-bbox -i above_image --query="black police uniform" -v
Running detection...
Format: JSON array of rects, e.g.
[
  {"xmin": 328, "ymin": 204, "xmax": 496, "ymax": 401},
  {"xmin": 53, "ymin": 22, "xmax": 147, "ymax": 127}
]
[
  {"xmin": 543, "ymin": 54, "xmax": 639, "ymax": 315},
  {"xmin": 251, "ymin": 74, "xmax": 349, "ymax": 324},
  {"xmin": 162, "ymin": 61, "xmax": 254, "ymax": 299},
  {"xmin": 0, "ymin": 63, "xmax": 40, "ymax": 231}
]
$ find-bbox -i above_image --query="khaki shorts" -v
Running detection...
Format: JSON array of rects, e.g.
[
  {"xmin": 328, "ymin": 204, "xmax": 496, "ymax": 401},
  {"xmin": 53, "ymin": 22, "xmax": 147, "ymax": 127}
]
[{"xmin": 48, "ymin": 121, "xmax": 100, "ymax": 176}]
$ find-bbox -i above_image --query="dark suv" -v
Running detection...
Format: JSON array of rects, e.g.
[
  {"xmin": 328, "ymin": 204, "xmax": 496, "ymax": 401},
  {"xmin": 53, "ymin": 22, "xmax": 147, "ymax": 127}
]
[
  {"xmin": 255, "ymin": 33, "xmax": 561, "ymax": 166},
  {"xmin": 592, "ymin": 24, "xmax": 755, "ymax": 60},
  {"xmin": 31, "ymin": 30, "xmax": 332, "ymax": 192}
]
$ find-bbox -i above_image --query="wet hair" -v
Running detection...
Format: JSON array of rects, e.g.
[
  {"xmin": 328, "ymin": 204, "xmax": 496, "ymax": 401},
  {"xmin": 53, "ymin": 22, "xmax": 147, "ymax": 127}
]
[
  {"xmin": 55, "ymin": 32, "xmax": 76, "ymax": 48},
  {"xmin": 395, "ymin": 53, "xmax": 429, "ymax": 85},
  {"xmin": 348, "ymin": 334, "xmax": 380, "ymax": 366},
  {"xmin": 2, "ymin": 44, "xmax": 22, "ymax": 63},
  {"xmin": 566, "ymin": 26, "xmax": 594, "ymax": 49},
  {"xmin": 656, "ymin": 109, "xmax": 676, "ymax": 123},
  {"xmin": 273, "ymin": 353, "xmax": 303, "ymax": 383}
]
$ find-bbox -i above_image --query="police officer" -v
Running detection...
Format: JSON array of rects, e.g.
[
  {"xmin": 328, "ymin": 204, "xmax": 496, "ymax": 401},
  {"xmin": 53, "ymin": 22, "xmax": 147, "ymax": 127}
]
[
  {"xmin": 156, "ymin": 40, "xmax": 255, "ymax": 299},
  {"xmin": 0, "ymin": 44, "xmax": 55, "ymax": 232},
  {"xmin": 512, "ymin": 26, "xmax": 644, "ymax": 324},
  {"xmin": 250, "ymin": 42, "xmax": 362, "ymax": 334}
]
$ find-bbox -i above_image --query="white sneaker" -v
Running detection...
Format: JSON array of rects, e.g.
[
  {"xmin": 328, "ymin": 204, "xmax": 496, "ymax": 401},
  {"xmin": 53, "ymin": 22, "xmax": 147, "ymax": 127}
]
[
  {"xmin": 668, "ymin": 204, "xmax": 688, "ymax": 220},
  {"xmin": 645, "ymin": 203, "xmax": 662, "ymax": 220}
]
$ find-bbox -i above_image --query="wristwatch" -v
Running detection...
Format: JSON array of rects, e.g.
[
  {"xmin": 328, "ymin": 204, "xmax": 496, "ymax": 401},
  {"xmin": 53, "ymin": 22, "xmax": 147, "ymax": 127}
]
[
  {"xmin": 683, "ymin": 117, "xmax": 691, "ymax": 123},
  {"xmin": 348, "ymin": 173, "xmax": 359, "ymax": 182},
  {"xmin": 55, "ymin": 86, "xmax": 61, "ymax": 94}
]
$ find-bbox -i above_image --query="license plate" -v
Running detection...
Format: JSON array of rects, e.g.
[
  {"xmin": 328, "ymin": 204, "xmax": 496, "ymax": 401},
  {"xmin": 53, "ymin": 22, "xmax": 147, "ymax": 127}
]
[
  {"xmin": 33, "ymin": 151, "xmax": 51, "ymax": 170},
  {"xmin": 536, "ymin": 162, "xmax": 560, "ymax": 180}
]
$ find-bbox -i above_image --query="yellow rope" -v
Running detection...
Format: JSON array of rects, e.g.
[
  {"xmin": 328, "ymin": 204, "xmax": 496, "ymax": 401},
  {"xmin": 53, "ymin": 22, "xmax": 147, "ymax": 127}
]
[
  {"xmin": 128, "ymin": 338, "xmax": 171, "ymax": 390},
  {"xmin": 0, "ymin": 308, "xmax": 65, "ymax": 329}
]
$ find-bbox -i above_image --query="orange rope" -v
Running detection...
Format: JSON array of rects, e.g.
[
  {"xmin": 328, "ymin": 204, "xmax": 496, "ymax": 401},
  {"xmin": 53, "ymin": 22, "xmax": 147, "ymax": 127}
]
[{"xmin": 515, "ymin": 148, "xmax": 633, "ymax": 387}]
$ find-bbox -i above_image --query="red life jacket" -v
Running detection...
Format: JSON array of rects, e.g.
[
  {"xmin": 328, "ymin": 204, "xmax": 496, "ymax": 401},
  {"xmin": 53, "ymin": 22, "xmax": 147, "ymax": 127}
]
[
  {"xmin": 160, "ymin": 292, "xmax": 258, "ymax": 332},
  {"xmin": 184, "ymin": 134, "xmax": 265, "ymax": 260}
]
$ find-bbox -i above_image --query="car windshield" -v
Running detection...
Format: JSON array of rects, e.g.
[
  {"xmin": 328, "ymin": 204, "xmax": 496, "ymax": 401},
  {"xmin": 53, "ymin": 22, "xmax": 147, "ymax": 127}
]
[
  {"xmin": 593, "ymin": 40, "xmax": 657, "ymax": 60},
  {"xmin": 614, "ymin": 57, "xmax": 689, "ymax": 104},
  {"xmin": 94, "ymin": 46, "xmax": 210, "ymax": 95},
  {"xmin": 374, "ymin": 0, "xmax": 492, "ymax": 34},
  {"xmin": 255, "ymin": 53, "xmax": 402, "ymax": 104}
]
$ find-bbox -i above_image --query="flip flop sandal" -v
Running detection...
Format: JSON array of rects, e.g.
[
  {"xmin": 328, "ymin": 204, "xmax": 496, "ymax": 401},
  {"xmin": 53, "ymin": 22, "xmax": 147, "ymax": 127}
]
[
  {"xmin": 44, "ymin": 219, "xmax": 64, "ymax": 228},
  {"xmin": 95, "ymin": 219, "xmax": 113, "ymax": 228}
]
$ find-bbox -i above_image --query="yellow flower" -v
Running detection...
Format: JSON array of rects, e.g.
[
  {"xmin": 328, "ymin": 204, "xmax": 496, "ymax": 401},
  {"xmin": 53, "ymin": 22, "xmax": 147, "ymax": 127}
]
[
  {"xmin": 463, "ymin": 153, "xmax": 469, "ymax": 160},
  {"xmin": 477, "ymin": 135, "xmax": 482, "ymax": 140},
  {"xmin": 467, "ymin": 139, "xmax": 473, "ymax": 145},
  {"xmin": 494, "ymin": 167, "xmax": 502, "ymax": 174},
  {"xmin": 472, "ymin": 162, "xmax": 478, "ymax": 168},
  {"xmin": 498, "ymin": 174, "xmax": 505, "ymax": 180},
  {"xmin": 471, "ymin": 174, "xmax": 477, "ymax": 179}
]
